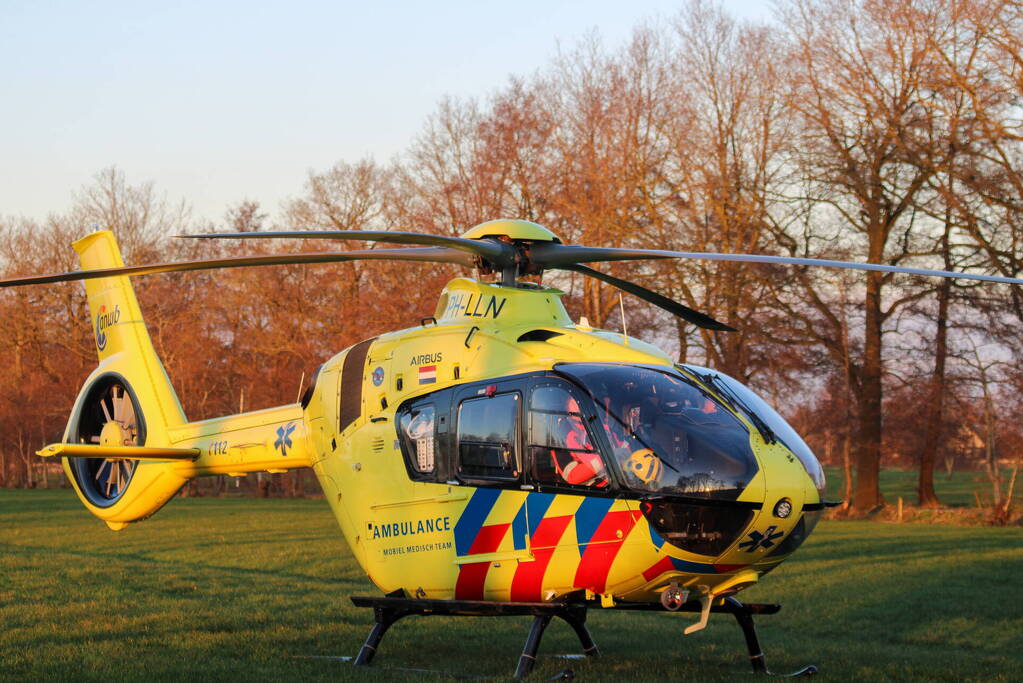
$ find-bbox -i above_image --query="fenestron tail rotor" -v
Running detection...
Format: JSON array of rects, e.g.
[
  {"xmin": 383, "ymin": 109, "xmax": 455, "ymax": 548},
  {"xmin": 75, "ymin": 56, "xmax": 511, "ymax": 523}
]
[{"xmin": 74, "ymin": 378, "xmax": 144, "ymax": 503}]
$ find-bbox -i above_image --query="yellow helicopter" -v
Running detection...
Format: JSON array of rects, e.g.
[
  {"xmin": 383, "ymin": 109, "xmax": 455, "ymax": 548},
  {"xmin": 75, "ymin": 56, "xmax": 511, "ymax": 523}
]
[{"xmin": 5, "ymin": 219, "xmax": 1022, "ymax": 678}]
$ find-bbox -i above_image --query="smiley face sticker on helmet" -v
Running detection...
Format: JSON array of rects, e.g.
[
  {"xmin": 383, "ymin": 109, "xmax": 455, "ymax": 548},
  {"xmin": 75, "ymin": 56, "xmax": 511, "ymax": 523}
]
[{"xmin": 626, "ymin": 448, "xmax": 663, "ymax": 484}]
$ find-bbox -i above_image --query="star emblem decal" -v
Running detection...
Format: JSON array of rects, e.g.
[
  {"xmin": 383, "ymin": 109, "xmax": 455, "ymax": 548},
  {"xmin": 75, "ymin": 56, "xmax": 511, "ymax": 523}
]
[
  {"xmin": 274, "ymin": 422, "xmax": 296, "ymax": 457},
  {"xmin": 738, "ymin": 525, "xmax": 784, "ymax": 552}
]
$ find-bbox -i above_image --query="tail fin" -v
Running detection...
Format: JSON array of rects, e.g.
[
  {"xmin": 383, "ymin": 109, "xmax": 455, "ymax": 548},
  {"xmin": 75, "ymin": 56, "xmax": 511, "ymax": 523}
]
[
  {"xmin": 62, "ymin": 231, "xmax": 190, "ymax": 528},
  {"xmin": 73, "ymin": 231, "xmax": 186, "ymax": 431}
]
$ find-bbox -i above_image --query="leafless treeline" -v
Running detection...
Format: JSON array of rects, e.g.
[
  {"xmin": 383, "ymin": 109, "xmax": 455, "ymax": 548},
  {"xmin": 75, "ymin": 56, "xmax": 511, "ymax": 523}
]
[{"xmin": 2, "ymin": 0, "xmax": 1022, "ymax": 517}]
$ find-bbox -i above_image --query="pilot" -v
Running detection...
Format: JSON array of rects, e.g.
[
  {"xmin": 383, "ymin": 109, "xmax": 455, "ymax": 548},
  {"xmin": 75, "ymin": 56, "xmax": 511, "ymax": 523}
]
[{"xmin": 555, "ymin": 396, "xmax": 608, "ymax": 487}]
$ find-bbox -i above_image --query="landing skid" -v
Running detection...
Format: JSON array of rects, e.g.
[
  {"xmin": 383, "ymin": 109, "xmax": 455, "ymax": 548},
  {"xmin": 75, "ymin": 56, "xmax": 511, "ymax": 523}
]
[
  {"xmin": 612, "ymin": 597, "xmax": 817, "ymax": 677},
  {"xmin": 350, "ymin": 594, "xmax": 597, "ymax": 678},
  {"xmin": 349, "ymin": 594, "xmax": 817, "ymax": 678}
]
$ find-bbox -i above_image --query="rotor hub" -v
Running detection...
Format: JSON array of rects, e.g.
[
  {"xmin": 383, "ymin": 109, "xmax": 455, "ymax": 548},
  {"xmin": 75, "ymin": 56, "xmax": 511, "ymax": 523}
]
[{"xmin": 99, "ymin": 419, "xmax": 130, "ymax": 447}]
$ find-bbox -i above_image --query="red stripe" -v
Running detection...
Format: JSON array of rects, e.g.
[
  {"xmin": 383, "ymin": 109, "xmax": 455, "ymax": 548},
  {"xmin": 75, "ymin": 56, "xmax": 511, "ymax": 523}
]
[
  {"xmin": 573, "ymin": 510, "xmax": 642, "ymax": 594},
  {"xmin": 642, "ymin": 555, "xmax": 675, "ymax": 582},
  {"xmin": 509, "ymin": 515, "xmax": 573, "ymax": 602},
  {"xmin": 454, "ymin": 523, "xmax": 510, "ymax": 599},
  {"xmin": 467, "ymin": 524, "xmax": 510, "ymax": 555}
]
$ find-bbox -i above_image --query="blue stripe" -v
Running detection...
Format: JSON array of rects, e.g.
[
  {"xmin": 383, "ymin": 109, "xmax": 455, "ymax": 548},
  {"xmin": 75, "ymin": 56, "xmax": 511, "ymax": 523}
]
[
  {"xmin": 526, "ymin": 493, "xmax": 556, "ymax": 537},
  {"xmin": 669, "ymin": 557, "xmax": 719, "ymax": 574},
  {"xmin": 454, "ymin": 488, "xmax": 501, "ymax": 556},
  {"xmin": 575, "ymin": 497, "xmax": 614, "ymax": 555},
  {"xmin": 512, "ymin": 493, "xmax": 557, "ymax": 549},
  {"xmin": 649, "ymin": 527, "xmax": 666, "ymax": 550},
  {"xmin": 511, "ymin": 502, "xmax": 528, "ymax": 550}
]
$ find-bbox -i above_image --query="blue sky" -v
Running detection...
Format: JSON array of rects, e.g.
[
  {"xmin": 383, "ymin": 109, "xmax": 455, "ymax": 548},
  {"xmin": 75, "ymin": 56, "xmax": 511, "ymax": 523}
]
[{"xmin": 1, "ymin": 1, "xmax": 772, "ymax": 224}]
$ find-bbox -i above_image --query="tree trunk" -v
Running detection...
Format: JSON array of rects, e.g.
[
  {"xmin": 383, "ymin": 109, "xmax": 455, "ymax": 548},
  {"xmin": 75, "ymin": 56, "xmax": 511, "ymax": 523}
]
[
  {"xmin": 674, "ymin": 317, "xmax": 689, "ymax": 365},
  {"xmin": 853, "ymin": 271, "xmax": 884, "ymax": 510},
  {"xmin": 842, "ymin": 434, "xmax": 854, "ymax": 511},
  {"xmin": 917, "ymin": 277, "xmax": 949, "ymax": 507},
  {"xmin": 985, "ymin": 402, "xmax": 1001, "ymax": 508}
]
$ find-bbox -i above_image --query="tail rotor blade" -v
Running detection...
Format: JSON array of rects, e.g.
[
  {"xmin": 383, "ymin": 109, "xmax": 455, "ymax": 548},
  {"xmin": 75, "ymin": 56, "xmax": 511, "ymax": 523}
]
[
  {"xmin": 558, "ymin": 264, "xmax": 736, "ymax": 332},
  {"xmin": 112, "ymin": 386, "xmax": 123, "ymax": 423}
]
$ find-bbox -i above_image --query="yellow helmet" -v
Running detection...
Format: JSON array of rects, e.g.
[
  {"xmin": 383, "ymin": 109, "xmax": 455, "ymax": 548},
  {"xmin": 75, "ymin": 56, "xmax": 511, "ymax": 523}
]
[{"xmin": 626, "ymin": 449, "xmax": 663, "ymax": 484}]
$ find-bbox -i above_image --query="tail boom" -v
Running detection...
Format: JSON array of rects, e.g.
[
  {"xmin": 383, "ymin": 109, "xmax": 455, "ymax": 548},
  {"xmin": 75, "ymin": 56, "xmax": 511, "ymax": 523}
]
[{"xmin": 165, "ymin": 404, "xmax": 313, "ymax": 477}]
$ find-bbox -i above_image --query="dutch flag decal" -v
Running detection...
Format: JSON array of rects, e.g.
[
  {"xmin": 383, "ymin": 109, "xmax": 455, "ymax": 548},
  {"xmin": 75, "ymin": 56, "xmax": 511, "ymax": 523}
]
[{"xmin": 418, "ymin": 365, "xmax": 437, "ymax": 384}]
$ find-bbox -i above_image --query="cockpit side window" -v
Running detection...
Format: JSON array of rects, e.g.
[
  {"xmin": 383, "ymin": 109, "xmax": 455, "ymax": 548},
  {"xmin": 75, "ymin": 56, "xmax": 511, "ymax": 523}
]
[
  {"xmin": 528, "ymin": 384, "xmax": 610, "ymax": 490},
  {"xmin": 456, "ymin": 393, "xmax": 521, "ymax": 482}
]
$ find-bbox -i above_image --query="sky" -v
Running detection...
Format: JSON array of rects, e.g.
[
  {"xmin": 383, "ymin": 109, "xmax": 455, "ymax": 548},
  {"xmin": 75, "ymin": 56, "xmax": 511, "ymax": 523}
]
[{"xmin": 0, "ymin": 1, "xmax": 772, "ymax": 226}]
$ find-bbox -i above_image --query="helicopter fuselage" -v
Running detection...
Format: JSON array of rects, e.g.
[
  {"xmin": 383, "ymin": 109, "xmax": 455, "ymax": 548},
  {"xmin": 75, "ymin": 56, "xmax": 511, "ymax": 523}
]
[{"xmin": 295, "ymin": 277, "xmax": 822, "ymax": 605}]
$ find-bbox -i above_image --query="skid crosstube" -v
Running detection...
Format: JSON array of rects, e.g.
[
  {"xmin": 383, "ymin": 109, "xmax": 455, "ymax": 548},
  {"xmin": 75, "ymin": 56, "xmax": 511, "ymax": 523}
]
[{"xmin": 349, "ymin": 594, "xmax": 817, "ymax": 678}]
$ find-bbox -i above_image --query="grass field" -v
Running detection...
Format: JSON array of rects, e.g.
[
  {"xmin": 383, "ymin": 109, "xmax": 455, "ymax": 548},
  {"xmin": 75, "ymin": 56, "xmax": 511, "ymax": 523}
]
[
  {"xmin": 823, "ymin": 466, "xmax": 1013, "ymax": 508},
  {"xmin": 2, "ymin": 490, "xmax": 1021, "ymax": 681}
]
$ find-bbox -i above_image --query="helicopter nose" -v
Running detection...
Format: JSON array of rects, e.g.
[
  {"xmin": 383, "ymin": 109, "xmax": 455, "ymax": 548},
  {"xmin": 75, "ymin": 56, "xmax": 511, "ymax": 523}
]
[{"xmin": 724, "ymin": 452, "xmax": 811, "ymax": 564}]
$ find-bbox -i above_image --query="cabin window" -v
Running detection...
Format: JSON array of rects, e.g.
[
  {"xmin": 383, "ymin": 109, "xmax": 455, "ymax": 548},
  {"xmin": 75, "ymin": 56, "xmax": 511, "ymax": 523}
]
[
  {"xmin": 457, "ymin": 393, "xmax": 520, "ymax": 481},
  {"xmin": 528, "ymin": 385, "xmax": 610, "ymax": 489},
  {"xmin": 398, "ymin": 403, "xmax": 437, "ymax": 474}
]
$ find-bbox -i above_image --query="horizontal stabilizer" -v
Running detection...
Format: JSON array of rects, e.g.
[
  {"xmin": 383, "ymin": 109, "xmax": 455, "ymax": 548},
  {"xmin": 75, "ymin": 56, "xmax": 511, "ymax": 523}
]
[{"xmin": 37, "ymin": 443, "xmax": 201, "ymax": 461}]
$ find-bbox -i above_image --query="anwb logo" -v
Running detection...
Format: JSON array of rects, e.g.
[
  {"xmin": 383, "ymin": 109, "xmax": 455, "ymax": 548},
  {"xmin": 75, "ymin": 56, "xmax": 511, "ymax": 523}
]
[{"xmin": 95, "ymin": 304, "xmax": 121, "ymax": 350}]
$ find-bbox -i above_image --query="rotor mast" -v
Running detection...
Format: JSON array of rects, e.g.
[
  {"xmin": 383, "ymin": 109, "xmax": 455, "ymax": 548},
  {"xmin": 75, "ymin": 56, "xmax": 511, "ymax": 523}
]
[{"xmin": 458, "ymin": 219, "xmax": 559, "ymax": 288}]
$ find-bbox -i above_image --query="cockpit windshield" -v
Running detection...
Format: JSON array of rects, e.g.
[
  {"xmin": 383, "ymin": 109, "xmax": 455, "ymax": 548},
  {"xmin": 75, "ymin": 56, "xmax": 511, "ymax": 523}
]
[
  {"xmin": 555, "ymin": 364, "xmax": 759, "ymax": 501},
  {"xmin": 680, "ymin": 364, "xmax": 827, "ymax": 499}
]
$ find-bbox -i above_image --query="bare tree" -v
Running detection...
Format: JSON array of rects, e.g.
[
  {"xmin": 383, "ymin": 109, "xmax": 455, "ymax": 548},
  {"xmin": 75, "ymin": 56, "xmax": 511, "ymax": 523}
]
[
  {"xmin": 776, "ymin": 0, "xmax": 948, "ymax": 510},
  {"xmin": 225, "ymin": 200, "xmax": 267, "ymax": 233},
  {"xmin": 654, "ymin": 2, "xmax": 795, "ymax": 381},
  {"xmin": 71, "ymin": 166, "xmax": 190, "ymax": 261}
]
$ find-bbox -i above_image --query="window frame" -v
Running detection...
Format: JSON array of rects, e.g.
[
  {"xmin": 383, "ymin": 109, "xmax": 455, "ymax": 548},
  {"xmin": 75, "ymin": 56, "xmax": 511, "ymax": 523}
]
[{"xmin": 454, "ymin": 388, "xmax": 524, "ymax": 485}]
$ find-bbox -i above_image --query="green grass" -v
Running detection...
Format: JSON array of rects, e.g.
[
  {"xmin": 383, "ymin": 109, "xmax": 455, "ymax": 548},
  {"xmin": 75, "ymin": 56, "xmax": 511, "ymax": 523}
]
[
  {"xmin": 823, "ymin": 466, "xmax": 1012, "ymax": 508},
  {"xmin": 2, "ymin": 490, "xmax": 1021, "ymax": 681}
]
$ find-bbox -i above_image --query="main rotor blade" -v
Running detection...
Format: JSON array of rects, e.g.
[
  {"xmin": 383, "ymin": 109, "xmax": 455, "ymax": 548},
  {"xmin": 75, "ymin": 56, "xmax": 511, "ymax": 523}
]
[
  {"xmin": 558, "ymin": 264, "xmax": 736, "ymax": 331},
  {"xmin": 530, "ymin": 243, "xmax": 1023, "ymax": 286},
  {"xmin": 530, "ymin": 243, "xmax": 675, "ymax": 266},
  {"xmin": 0, "ymin": 247, "xmax": 474, "ymax": 287},
  {"xmin": 181, "ymin": 230, "xmax": 518, "ymax": 267}
]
